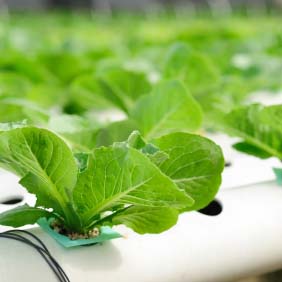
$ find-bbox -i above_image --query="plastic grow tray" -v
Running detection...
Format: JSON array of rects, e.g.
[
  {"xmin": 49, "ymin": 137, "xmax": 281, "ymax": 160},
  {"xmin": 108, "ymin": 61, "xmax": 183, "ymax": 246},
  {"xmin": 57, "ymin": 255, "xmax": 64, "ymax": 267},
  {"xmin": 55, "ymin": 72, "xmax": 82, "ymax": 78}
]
[{"xmin": 37, "ymin": 218, "xmax": 122, "ymax": 248}]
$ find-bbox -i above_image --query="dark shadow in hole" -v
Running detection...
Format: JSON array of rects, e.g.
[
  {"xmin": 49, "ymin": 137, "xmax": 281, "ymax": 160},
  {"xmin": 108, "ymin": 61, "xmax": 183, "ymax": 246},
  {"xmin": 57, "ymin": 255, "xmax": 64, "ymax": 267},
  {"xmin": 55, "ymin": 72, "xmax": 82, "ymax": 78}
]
[
  {"xmin": 197, "ymin": 199, "xmax": 222, "ymax": 216},
  {"xmin": 1, "ymin": 196, "xmax": 24, "ymax": 205},
  {"xmin": 224, "ymin": 161, "xmax": 232, "ymax": 167}
]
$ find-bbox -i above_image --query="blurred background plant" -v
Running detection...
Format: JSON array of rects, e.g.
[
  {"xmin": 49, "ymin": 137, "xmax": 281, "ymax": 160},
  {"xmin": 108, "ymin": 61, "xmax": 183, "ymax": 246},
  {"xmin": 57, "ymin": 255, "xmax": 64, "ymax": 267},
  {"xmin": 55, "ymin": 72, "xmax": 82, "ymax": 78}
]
[{"xmin": 0, "ymin": 0, "xmax": 281, "ymax": 148}]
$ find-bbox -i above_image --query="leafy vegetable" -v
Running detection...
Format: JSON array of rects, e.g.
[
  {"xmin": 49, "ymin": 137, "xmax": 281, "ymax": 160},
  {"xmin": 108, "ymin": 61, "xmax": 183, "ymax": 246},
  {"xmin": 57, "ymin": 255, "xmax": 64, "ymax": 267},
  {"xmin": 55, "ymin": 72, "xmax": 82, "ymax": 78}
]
[
  {"xmin": 0, "ymin": 127, "xmax": 80, "ymax": 229},
  {"xmin": 95, "ymin": 119, "xmax": 139, "ymax": 147},
  {"xmin": 2, "ymin": 11, "xmax": 280, "ymax": 237},
  {"xmin": 224, "ymin": 104, "xmax": 282, "ymax": 160},
  {"xmin": 97, "ymin": 66, "xmax": 152, "ymax": 113},
  {"xmin": 152, "ymin": 132, "xmax": 224, "ymax": 210},
  {"xmin": 163, "ymin": 42, "xmax": 220, "ymax": 97},
  {"xmin": 0, "ymin": 73, "xmax": 31, "ymax": 98},
  {"xmin": 130, "ymin": 80, "xmax": 203, "ymax": 139},
  {"xmin": 48, "ymin": 114, "xmax": 101, "ymax": 152},
  {"xmin": 73, "ymin": 143, "xmax": 193, "ymax": 230},
  {"xmin": 57, "ymin": 80, "xmax": 203, "ymax": 150},
  {"xmin": 0, "ymin": 205, "xmax": 51, "ymax": 228},
  {"xmin": 0, "ymin": 98, "xmax": 49, "ymax": 124},
  {"xmin": 0, "ymin": 126, "xmax": 223, "ymax": 235},
  {"xmin": 112, "ymin": 206, "xmax": 179, "ymax": 234}
]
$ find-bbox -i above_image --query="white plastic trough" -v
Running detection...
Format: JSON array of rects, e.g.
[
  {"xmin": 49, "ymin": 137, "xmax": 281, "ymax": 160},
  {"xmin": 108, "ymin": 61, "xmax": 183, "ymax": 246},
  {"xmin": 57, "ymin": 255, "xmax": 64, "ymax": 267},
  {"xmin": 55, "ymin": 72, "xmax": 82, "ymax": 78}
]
[{"xmin": 1, "ymin": 180, "xmax": 282, "ymax": 282}]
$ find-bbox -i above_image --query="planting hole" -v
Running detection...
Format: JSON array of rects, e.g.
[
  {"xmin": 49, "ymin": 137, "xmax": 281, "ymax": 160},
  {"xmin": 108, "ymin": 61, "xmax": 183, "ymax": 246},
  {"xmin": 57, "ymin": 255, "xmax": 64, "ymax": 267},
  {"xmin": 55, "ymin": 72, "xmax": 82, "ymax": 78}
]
[
  {"xmin": 197, "ymin": 199, "xmax": 222, "ymax": 216},
  {"xmin": 224, "ymin": 161, "xmax": 232, "ymax": 167},
  {"xmin": 1, "ymin": 196, "xmax": 24, "ymax": 205}
]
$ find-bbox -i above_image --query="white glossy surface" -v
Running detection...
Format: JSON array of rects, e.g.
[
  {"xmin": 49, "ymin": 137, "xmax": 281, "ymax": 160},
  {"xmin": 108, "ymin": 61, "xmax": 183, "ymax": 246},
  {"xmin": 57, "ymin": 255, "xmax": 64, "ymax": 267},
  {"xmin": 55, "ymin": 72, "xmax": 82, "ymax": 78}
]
[{"xmin": 1, "ymin": 182, "xmax": 282, "ymax": 282}]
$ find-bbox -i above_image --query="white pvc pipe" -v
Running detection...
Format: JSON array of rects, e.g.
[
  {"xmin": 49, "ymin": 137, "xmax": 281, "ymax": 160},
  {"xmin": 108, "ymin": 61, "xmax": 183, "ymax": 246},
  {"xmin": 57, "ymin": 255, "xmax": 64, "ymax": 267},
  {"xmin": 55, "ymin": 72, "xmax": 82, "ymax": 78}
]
[{"xmin": 1, "ymin": 181, "xmax": 282, "ymax": 282}]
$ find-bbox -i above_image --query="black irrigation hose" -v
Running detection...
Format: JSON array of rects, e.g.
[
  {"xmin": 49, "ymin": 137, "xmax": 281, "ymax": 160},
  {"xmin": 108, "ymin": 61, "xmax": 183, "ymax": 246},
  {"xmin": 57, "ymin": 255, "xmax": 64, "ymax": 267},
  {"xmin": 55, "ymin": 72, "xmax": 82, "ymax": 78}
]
[
  {"xmin": 4, "ymin": 229, "xmax": 69, "ymax": 280},
  {"xmin": 0, "ymin": 229, "xmax": 70, "ymax": 282},
  {"xmin": 0, "ymin": 231, "xmax": 69, "ymax": 282},
  {"xmin": 0, "ymin": 232, "xmax": 69, "ymax": 282},
  {"xmin": 0, "ymin": 233, "xmax": 64, "ymax": 280}
]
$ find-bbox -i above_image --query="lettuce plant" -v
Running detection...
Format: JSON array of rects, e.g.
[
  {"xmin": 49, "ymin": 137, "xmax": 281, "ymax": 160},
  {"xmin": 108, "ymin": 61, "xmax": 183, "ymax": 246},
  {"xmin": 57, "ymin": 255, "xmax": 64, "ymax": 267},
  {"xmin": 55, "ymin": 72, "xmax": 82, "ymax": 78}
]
[
  {"xmin": 163, "ymin": 42, "xmax": 220, "ymax": 98},
  {"xmin": 224, "ymin": 103, "xmax": 282, "ymax": 186},
  {"xmin": 68, "ymin": 65, "xmax": 153, "ymax": 114},
  {"xmin": 0, "ymin": 126, "xmax": 224, "ymax": 235},
  {"xmin": 0, "ymin": 79, "xmax": 202, "ymax": 154},
  {"xmin": 224, "ymin": 104, "xmax": 282, "ymax": 160}
]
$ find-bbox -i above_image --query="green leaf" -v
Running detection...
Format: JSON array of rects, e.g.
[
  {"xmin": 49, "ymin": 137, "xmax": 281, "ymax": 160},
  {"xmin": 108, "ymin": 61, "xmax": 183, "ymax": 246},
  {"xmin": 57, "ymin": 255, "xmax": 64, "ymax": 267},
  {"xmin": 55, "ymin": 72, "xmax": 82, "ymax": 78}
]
[
  {"xmin": 152, "ymin": 132, "xmax": 224, "ymax": 210},
  {"xmin": 0, "ymin": 127, "xmax": 79, "ymax": 227},
  {"xmin": 27, "ymin": 84, "xmax": 66, "ymax": 108},
  {"xmin": 0, "ymin": 98, "xmax": 49, "ymax": 125},
  {"xmin": 130, "ymin": 80, "xmax": 203, "ymax": 139},
  {"xmin": 163, "ymin": 43, "xmax": 193, "ymax": 77},
  {"xmin": 74, "ymin": 153, "xmax": 89, "ymax": 172},
  {"xmin": 48, "ymin": 114, "xmax": 101, "ymax": 152},
  {"xmin": 146, "ymin": 150, "xmax": 169, "ymax": 167},
  {"xmin": 0, "ymin": 51, "xmax": 48, "ymax": 82},
  {"xmin": 96, "ymin": 119, "xmax": 139, "ymax": 147},
  {"xmin": 98, "ymin": 66, "xmax": 152, "ymax": 113},
  {"xmin": 224, "ymin": 104, "xmax": 282, "ymax": 160},
  {"xmin": 232, "ymin": 142, "xmax": 272, "ymax": 159},
  {"xmin": 124, "ymin": 131, "xmax": 169, "ymax": 166},
  {"xmin": 68, "ymin": 74, "xmax": 114, "ymax": 112},
  {"xmin": 38, "ymin": 51, "xmax": 89, "ymax": 84},
  {"xmin": 0, "ymin": 205, "xmax": 51, "ymax": 228},
  {"xmin": 259, "ymin": 104, "xmax": 282, "ymax": 131},
  {"xmin": 194, "ymin": 75, "xmax": 254, "ymax": 129},
  {"xmin": 163, "ymin": 43, "xmax": 220, "ymax": 96},
  {"xmin": 112, "ymin": 206, "xmax": 179, "ymax": 234},
  {"xmin": 73, "ymin": 144, "xmax": 193, "ymax": 226},
  {"xmin": 126, "ymin": 131, "xmax": 146, "ymax": 149},
  {"xmin": 0, "ymin": 73, "xmax": 31, "ymax": 98},
  {"xmin": 96, "ymin": 80, "xmax": 129, "ymax": 113}
]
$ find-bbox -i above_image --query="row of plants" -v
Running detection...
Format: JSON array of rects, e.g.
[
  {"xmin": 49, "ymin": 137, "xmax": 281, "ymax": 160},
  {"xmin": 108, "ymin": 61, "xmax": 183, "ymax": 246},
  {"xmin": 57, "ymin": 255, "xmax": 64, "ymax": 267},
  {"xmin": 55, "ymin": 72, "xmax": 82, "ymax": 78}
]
[
  {"xmin": 0, "ymin": 13, "xmax": 281, "ymax": 122},
  {"xmin": 0, "ymin": 12, "xmax": 281, "ymax": 244}
]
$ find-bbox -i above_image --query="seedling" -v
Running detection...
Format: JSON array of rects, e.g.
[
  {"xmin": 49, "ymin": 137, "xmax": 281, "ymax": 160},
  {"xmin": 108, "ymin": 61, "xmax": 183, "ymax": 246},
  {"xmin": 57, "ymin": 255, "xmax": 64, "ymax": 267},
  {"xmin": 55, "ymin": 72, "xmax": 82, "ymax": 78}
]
[
  {"xmin": 224, "ymin": 104, "xmax": 282, "ymax": 183},
  {"xmin": 0, "ymin": 126, "xmax": 224, "ymax": 240}
]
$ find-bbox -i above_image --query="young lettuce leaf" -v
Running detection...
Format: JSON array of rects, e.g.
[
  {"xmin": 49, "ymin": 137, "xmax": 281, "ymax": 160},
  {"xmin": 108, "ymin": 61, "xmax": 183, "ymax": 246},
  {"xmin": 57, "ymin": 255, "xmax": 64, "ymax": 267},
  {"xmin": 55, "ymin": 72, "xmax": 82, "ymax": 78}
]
[
  {"xmin": 0, "ymin": 78, "xmax": 203, "ymax": 152},
  {"xmin": 130, "ymin": 80, "xmax": 203, "ymax": 139},
  {"xmin": 0, "ymin": 72, "xmax": 31, "ymax": 99},
  {"xmin": 73, "ymin": 143, "xmax": 193, "ymax": 230},
  {"xmin": 163, "ymin": 43, "xmax": 220, "ymax": 97},
  {"xmin": 111, "ymin": 206, "xmax": 179, "ymax": 234},
  {"xmin": 152, "ymin": 132, "xmax": 224, "ymax": 210},
  {"xmin": 0, "ymin": 127, "xmax": 80, "ymax": 229},
  {"xmin": 224, "ymin": 104, "xmax": 282, "ymax": 160},
  {"xmin": 126, "ymin": 131, "xmax": 224, "ymax": 211},
  {"xmin": 0, "ymin": 205, "xmax": 51, "ymax": 228},
  {"xmin": 68, "ymin": 66, "xmax": 152, "ymax": 114},
  {"xmin": 0, "ymin": 98, "xmax": 49, "ymax": 125},
  {"xmin": 95, "ymin": 119, "xmax": 139, "ymax": 147},
  {"xmin": 68, "ymin": 74, "xmax": 114, "ymax": 113},
  {"xmin": 95, "ymin": 79, "xmax": 203, "ymax": 146},
  {"xmin": 48, "ymin": 114, "xmax": 101, "ymax": 152},
  {"xmin": 97, "ymin": 66, "xmax": 152, "ymax": 113}
]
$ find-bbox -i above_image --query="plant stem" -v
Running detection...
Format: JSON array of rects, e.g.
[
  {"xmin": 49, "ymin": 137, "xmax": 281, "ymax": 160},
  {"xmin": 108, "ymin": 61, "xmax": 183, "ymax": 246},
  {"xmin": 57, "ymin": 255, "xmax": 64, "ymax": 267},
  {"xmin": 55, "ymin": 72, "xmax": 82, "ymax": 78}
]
[{"xmin": 86, "ymin": 206, "xmax": 131, "ymax": 230}]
